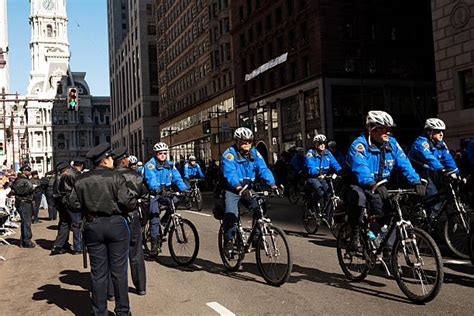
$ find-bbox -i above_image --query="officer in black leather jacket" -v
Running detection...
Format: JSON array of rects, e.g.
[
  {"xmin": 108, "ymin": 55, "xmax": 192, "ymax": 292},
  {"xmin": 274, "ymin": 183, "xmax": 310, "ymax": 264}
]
[
  {"xmin": 107, "ymin": 147, "xmax": 149, "ymax": 298},
  {"xmin": 9, "ymin": 166, "xmax": 35, "ymax": 248},
  {"xmin": 69, "ymin": 142, "xmax": 137, "ymax": 316},
  {"xmin": 30, "ymin": 170, "xmax": 43, "ymax": 223},
  {"xmin": 50, "ymin": 161, "xmax": 81, "ymax": 255}
]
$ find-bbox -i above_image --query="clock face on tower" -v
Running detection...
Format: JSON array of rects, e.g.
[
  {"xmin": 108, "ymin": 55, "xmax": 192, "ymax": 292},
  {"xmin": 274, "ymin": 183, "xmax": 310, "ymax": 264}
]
[{"xmin": 42, "ymin": 0, "xmax": 54, "ymax": 11}]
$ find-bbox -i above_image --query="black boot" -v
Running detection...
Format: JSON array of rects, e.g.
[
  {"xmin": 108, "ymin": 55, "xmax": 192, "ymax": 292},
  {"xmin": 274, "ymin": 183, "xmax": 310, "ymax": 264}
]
[
  {"xmin": 349, "ymin": 226, "xmax": 362, "ymax": 251},
  {"xmin": 150, "ymin": 238, "xmax": 160, "ymax": 256}
]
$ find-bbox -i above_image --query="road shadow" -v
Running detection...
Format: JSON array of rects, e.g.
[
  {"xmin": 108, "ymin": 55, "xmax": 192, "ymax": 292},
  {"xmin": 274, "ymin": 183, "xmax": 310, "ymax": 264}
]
[
  {"xmin": 35, "ymin": 238, "xmax": 55, "ymax": 251},
  {"xmin": 46, "ymin": 225, "xmax": 58, "ymax": 230},
  {"xmin": 284, "ymin": 229, "xmax": 326, "ymax": 239},
  {"xmin": 32, "ymin": 270, "xmax": 98, "ymax": 315},
  {"xmin": 5, "ymin": 238, "xmax": 21, "ymax": 247},
  {"xmin": 308, "ymin": 238, "xmax": 337, "ymax": 248}
]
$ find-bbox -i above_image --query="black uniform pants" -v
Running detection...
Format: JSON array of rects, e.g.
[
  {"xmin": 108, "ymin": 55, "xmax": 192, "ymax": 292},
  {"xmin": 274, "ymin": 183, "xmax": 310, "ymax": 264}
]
[
  {"xmin": 16, "ymin": 201, "xmax": 33, "ymax": 246},
  {"xmin": 346, "ymin": 185, "xmax": 384, "ymax": 226},
  {"xmin": 84, "ymin": 215, "xmax": 130, "ymax": 316},
  {"xmin": 32, "ymin": 192, "xmax": 43, "ymax": 222},
  {"xmin": 46, "ymin": 194, "xmax": 57, "ymax": 220},
  {"xmin": 108, "ymin": 210, "xmax": 146, "ymax": 296},
  {"xmin": 53, "ymin": 208, "xmax": 82, "ymax": 251}
]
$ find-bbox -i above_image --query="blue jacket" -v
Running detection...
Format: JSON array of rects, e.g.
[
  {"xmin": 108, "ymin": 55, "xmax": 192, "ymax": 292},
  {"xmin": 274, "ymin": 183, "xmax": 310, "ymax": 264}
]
[
  {"xmin": 408, "ymin": 135, "xmax": 458, "ymax": 173},
  {"xmin": 331, "ymin": 149, "xmax": 346, "ymax": 167},
  {"xmin": 143, "ymin": 157, "xmax": 188, "ymax": 191},
  {"xmin": 184, "ymin": 162, "xmax": 204, "ymax": 179},
  {"xmin": 466, "ymin": 138, "xmax": 474, "ymax": 165},
  {"xmin": 347, "ymin": 134, "xmax": 421, "ymax": 187},
  {"xmin": 221, "ymin": 145, "xmax": 276, "ymax": 189},
  {"xmin": 290, "ymin": 155, "xmax": 306, "ymax": 172},
  {"xmin": 305, "ymin": 148, "xmax": 341, "ymax": 176}
]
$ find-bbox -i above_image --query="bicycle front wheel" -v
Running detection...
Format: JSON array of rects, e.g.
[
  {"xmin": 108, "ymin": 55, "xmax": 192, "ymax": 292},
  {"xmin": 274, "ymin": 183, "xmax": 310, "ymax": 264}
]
[
  {"xmin": 194, "ymin": 189, "xmax": 203, "ymax": 211},
  {"xmin": 392, "ymin": 227, "xmax": 443, "ymax": 304},
  {"xmin": 168, "ymin": 218, "xmax": 200, "ymax": 265},
  {"xmin": 443, "ymin": 210, "xmax": 471, "ymax": 259},
  {"xmin": 256, "ymin": 225, "xmax": 292, "ymax": 286},
  {"xmin": 469, "ymin": 228, "xmax": 474, "ymax": 265},
  {"xmin": 287, "ymin": 186, "xmax": 300, "ymax": 205}
]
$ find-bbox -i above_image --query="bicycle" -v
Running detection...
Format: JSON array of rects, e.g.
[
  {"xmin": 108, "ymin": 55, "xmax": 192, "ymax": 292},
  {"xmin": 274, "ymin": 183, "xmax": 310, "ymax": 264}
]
[
  {"xmin": 302, "ymin": 174, "xmax": 344, "ymax": 238},
  {"xmin": 142, "ymin": 191, "xmax": 200, "ymax": 266},
  {"xmin": 217, "ymin": 186, "xmax": 293, "ymax": 286},
  {"xmin": 336, "ymin": 180, "xmax": 443, "ymax": 303},
  {"xmin": 188, "ymin": 178, "xmax": 203, "ymax": 211},
  {"xmin": 287, "ymin": 170, "xmax": 305, "ymax": 205},
  {"xmin": 469, "ymin": 228, "xmax": 474, "ymax": 265},
  {"xmin": 402, "ymin": 170, "xmax": 472, "ymax": 259}
]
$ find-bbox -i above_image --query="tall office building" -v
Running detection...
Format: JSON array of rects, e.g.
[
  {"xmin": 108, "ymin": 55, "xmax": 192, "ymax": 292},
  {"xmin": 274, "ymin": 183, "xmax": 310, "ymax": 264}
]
[
  {"xmin": 157, "ymin": 0, "xmax": 236, "ymax": 162},
  {"xmin": 0, "ymin": 0, "xmax": 9, "ymax": 165},
  {"xmin": 107, "ymin": 0, "xmax": 160, "ymax": 160}
]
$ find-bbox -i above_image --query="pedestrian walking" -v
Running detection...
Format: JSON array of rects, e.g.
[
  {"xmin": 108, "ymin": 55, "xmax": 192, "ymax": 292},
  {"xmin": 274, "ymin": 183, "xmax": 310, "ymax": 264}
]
[{"xmin": 69, "ymin": 142, "xmax": 137, "ymax": 316}]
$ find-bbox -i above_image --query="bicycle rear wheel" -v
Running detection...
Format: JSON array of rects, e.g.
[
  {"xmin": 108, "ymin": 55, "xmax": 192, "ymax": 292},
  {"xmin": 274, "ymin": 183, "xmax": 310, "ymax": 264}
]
[
  {"xmin": 443, "ymin": 209, "xmax": 471, "ymax": 259},
  {"xmin": 302, "ymin": 203, "xmax": 320, "ymax": 234},
  {"xmin": 168, "ymin": 218, "xmax": 199, "ymax": 265},
  {"xmin": 469, "ymin": 229, "xmax": 474, "ymax": 265},
  {"xmin": 336, "ymin": 222, "xmax": 370, "ymax": 282},
  {"xmin": 194, "ymin": 189, "xmax": 203, "ymax": 211},
  {"xmin": 256, "ymin": 225, "xmax": 292, "ymax": 286},
  {"xmin": 218, "ymin": 225, "xmax": 244, "ymax": 271},
  {"xmin": 287, "ymin": 186, "xmax": 300, "ymax": 205},
  {"xmin": 392, "ymin": 227, "xmax": 443, "ymax": 303},
  {"xmin": 142, "ymin": 221, "xmax": 152, "ymax": 255}
]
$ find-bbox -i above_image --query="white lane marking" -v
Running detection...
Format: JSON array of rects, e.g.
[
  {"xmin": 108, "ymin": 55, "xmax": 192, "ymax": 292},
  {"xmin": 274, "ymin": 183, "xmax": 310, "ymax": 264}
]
[
  {"xmin": 444, "ymin": 259, "xmax": 471, "ymax": 265},
  {"xmin": 206, "ymin": 302, "xmax": 235, "ymax": 316},
  {"xmin": 185, "ymin": 210, "xmax": 211, "ymax": 217}
]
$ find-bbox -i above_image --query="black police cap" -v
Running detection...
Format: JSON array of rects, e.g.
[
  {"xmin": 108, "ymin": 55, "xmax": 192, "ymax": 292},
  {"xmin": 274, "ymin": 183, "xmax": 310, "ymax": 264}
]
[
  {"xmin": 72, "ymin": 156, "xmax": 86, "ymax": 164},
  {"xmin": 20, "ymin": 165, "xmax": 32, "ymax": 172},
  {"xmin": 56, "ymin": 161, "xmax": 70, "ymax": 172},
  {"xmin": 112, "ymin": 147, "xmax": 128, "ymax": 161},
  {"xmin": 86, "ymin": 142, "xmax": 114, "ymax": 163}
]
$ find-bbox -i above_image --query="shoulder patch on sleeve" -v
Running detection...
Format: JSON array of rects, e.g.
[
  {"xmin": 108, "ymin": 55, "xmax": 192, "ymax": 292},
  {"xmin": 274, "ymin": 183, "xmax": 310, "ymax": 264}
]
[
  {"xmin": 422, "ymin": 142, "xmax": 430, "ymax": 149},
  {"xmin": 306, "ymin": 152, "xmax": 313, "ymax": 158},
  {"xmin": 147, "ymin": 163, "xmax": 154, "ymax": 170},
  {"xmin": 355, "ymin": 144, "xmax": 365, "ymax": 152},
  {"xmin": 225, "ymin": 153, "xmax": 234, "ymax": 161}
]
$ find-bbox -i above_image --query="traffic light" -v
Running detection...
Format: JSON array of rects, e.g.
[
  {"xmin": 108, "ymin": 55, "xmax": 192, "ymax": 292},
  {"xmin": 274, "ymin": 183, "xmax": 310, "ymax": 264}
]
[
  {"xmin": 67, "ymin": 87, "xmax": 78, "ymax": 111},
  {"xmin": 202, "ymin": 120, "xmax": 211, "ymax": 134}
]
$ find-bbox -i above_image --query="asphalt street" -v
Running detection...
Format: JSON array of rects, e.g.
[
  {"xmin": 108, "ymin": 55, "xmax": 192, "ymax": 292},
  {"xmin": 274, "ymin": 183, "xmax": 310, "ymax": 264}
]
[{"xmin": 0, "ymin": 193, "xmax": 473, "ymax": 315}]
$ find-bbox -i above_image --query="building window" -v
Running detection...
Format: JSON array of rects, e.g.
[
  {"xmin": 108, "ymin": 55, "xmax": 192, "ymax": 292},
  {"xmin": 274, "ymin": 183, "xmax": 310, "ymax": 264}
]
[
  {"xmin": 146, "ymin": 4, "xmax": 153, "ymax": 15},
  {"xmin": 287, "ymin": 0, "xmax": 294, "ymax": 16},
  {"xmin": 460, "ymin": 68, "xmax": 474, "ymax": 109},
  {"xmin": 46, "ymin": 25, "xmax": 53, "ymax": 37},
  {"xmin": 266, "ymin": 14, "xmax": 272, "ymax": 31}
]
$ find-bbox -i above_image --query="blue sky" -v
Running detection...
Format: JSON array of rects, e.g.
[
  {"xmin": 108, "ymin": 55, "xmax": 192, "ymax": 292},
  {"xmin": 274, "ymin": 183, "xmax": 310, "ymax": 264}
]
[{"xmin": 7, "ymin": 0, "xmax": 109, "ymax": 96}]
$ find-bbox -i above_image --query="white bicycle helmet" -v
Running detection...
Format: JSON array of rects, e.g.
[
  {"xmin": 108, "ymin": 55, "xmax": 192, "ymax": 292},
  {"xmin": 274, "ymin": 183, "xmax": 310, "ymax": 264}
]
[
  {"xmin": 424, "ymin": 118, "xmax": 446, "ymax": 130},
  {"xmin": 328, "ymin": 141, "xmax": 337, "ymax": 147},
  {"xmin": 313, "ymin": 134, "xmax": 327, "ymax": 144},
  {"xmin": 153, "ymin": 142, "xmax": 169, "ymax": 152},
  {"xmin": 234, "ymin": 127, "xmax": 254, "ymax": 140},
  {"xmin": 128, "ymin": 155, "xmax": 138, "ymax": 166},
  {"xmin": 189, "ymin": 155, "xmax": 196, "ymax": 161},
  {"xmin": 366, "ymin": 110, "xmax": 396, "ymax": 127}
]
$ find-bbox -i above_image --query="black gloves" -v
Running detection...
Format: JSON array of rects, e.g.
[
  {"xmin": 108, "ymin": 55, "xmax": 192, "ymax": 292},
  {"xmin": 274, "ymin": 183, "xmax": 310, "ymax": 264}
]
[
  {"xmin": 240, "ymin": 188, "xmax": 252, "ymax": 200},
  {"xmin": 414, "ymin": 184, "xmax": 426, "ymax": 197},
  {"xmin": 375, "ymin": 185, "xmax": 388, "ymax": 200}
]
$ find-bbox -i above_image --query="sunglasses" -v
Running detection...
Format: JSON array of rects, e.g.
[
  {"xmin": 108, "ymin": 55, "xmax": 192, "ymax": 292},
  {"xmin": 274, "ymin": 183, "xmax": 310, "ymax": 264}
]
[
  {"xmin": 239, "ymin": 140, "xmax": 252, "ymax": 145},
  {"xmin": 373, "ymin": 126, "xmax": 390, "ymax": 133},
  {"xmin": 156, "ymin": 152, "xmax": 168, "ymax": 156}
]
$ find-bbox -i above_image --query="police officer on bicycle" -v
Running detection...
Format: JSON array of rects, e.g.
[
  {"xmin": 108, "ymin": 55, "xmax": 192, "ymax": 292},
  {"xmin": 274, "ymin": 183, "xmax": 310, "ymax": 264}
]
[
  {"xmin": 221, "ymin": 127, "xmax": 280, "ymax": 257},
  {"xmin": 143, "ymin": 142, "xmax": 189, "ymax": 256},
  {"xmin": 183, "ymin": 155, "xmax": 204, "ymax": 183},
  {"xmin": 408, "ymin": 118, "xmax": 460, "ymax": 221},
  {"xmin": 305, "ymin": 134, "xmax": 342, "ymax": 208},
  {"xmin": 346, "ymin": 111, "xmax": 425, "ymax": 249}
]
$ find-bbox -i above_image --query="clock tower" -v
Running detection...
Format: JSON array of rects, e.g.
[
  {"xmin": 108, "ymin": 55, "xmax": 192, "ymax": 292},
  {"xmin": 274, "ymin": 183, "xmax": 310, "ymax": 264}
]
[{"xmin": 27, "ymin": 0, "xmax": 70, "ymax": 173}]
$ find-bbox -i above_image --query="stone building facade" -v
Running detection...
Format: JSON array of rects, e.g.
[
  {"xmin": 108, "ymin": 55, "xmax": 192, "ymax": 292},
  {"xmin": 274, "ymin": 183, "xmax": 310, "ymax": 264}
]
[{"xmin": 431, "ymin": 0, "xmax": 474, "ymax": 147}]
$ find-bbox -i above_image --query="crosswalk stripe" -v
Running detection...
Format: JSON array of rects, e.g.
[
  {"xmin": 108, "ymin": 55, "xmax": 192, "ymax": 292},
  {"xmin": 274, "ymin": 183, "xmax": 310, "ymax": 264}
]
[{"xmin": 206, "ymin": 302, "xmax": 235, "ymax": 316}]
